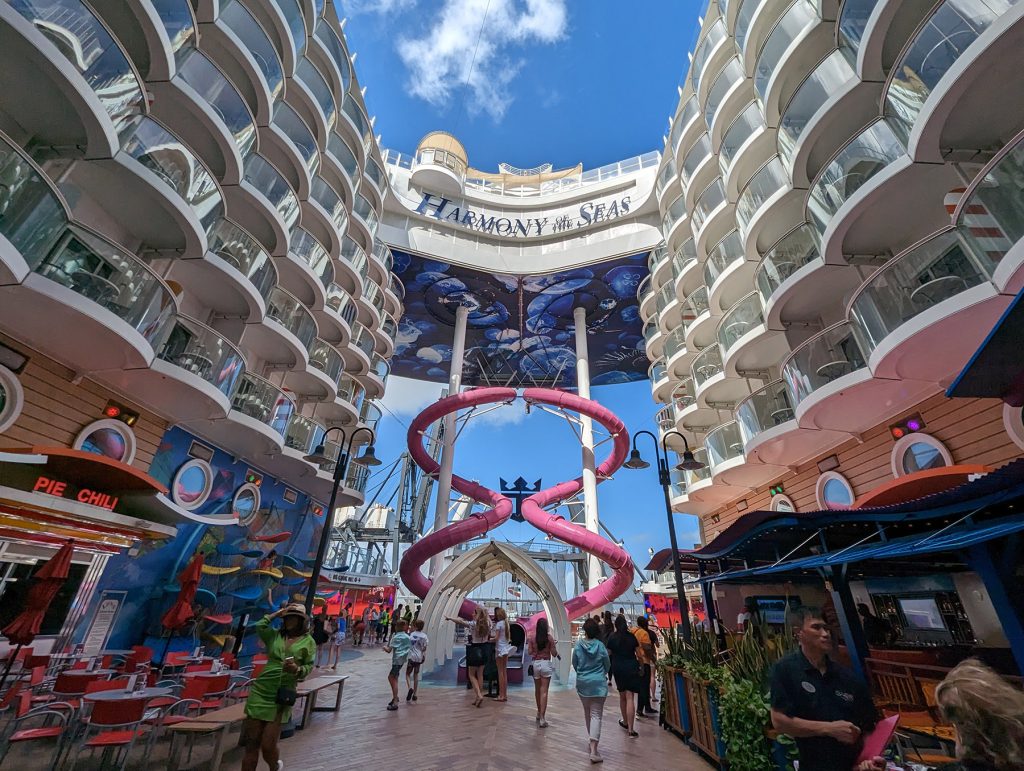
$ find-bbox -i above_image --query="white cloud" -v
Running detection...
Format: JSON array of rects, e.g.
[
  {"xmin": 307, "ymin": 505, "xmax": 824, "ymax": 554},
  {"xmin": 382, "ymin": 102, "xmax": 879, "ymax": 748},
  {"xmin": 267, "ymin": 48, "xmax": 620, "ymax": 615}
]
[
  {"xmin": 396, "ymin": 0, "xmax": 568, "ymax": 121},
  {"xmin": 380, "ymin": 375, "xmax": 444, "ymax": 417}
]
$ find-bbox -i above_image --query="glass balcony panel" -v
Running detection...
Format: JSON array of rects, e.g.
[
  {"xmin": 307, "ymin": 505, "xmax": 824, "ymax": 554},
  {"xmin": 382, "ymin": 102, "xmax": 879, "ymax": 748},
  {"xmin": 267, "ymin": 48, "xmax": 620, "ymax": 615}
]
[
  {"xmin": 9, "ymin": 0, "xmax": 145, "ymax": 138},
  {"xmin": 310, "ymin": 175, "xmax": 348, "ymax": 231},
  {"xmin": 354, "ymin": 193, "xmax": 379, "ymax": 237},
  {"xmin": 122, "ymin": 117, "xmax": 224, "ymax": 227},
  {"xmin": 350, "ymin": 320, "xmax": 374, "ymax": 357},
  {"xmin": 692, "ymin": 19, "xmax": 727, "ymax": 90},
  {"xmin": 290, "ymin": 227, "xmax": 332, "ymax": 286},
  {"xmin": 693, "ymin": 178, "xmax": 726, "ymax": 230},
  {"xmin": 683, "ymin": 285, "xmax": 711, "ymax": 332},
  {"xmin": 643, "ymin": 320, "xmax": 659, "ymax": 347},
  {"xmin": 178, "ymin": 50, "xmax": 256, "ymax": 157},
  {"xmin": 705, "ymin": 230, "xmax": 744, "ymax": 287},
  {"xmin": 720, "ymin": 102, "xmax": 765, "ymax": 173},
  {"xmin": 342, "ymin": 236, "xmax": 368, "ymax": 279},
  {"xmin": 885, "ymin": 0, "xmax": 1019, "ymax": 144},
  {"xmin": 685, "ymin": 447, "xmax": 712, "ymax": 485},
  {"xmin": 650, "ymin": 359, "xmax": 668, "ymax": 385},
  {"xmin": 375, "ymin": 241, "xmax": 394, "ymax": 271},
  {"xmin": 778, "ymin": 51, "xmax": 852, "ymax": 166},
  {"xmin": 734, "ymin": 0, "xmax": 762, "ymax": 52},
  {"xmin": 370, "ymin": 352, "xmax": 390, "ymax": 381},
  {"xmin": 665, "ymin": 326, "xmax": 688, "ymax": 359},
  {"xmin": 637, "ymin": 274, "xmax": 652, "ymax": 304},
  {"xmin": 313, "ymin": 22, "xmax": 351, "ymax": 94},
  {"xmin": 232, "ymin": 372, "xmax": 294, "ymax": 432},
  {"xmin": 0, "ymin": 137, "xmax": 69, "ymax": 258},
  {"xmin": 276, "ymin": 0, "xmax": 306, "ymax": 57},
  {"xmin": 671, "ymin": 97, "xmax": 698, "ymax": 150},
  {"xmin": 326, "ymin": 282, "xmax": 356, "ymax": 323},
  {"xmin": 206, "ymin": 217, "xmax": 277, "ymax": 301},
  {"xmin": 692, "ymin": 344, "xmax": 724, "ymax": 389},
  {"xmin": 673, "ymin": 378, "xmax": 696, "ymax": 413},
  {"xmin": 663, "ymin": 193, "xmax": 687, "ymax": 233},
  {"xmin": 345, "ymin": 461, "xmax": 369, "ymax": 493},
  {"xmin": 718, "ymin": 291, "xmax": 764, "ymax": 353},
  {"xmin": 754, "ymin": 0, "xmax": 819, "ymax": 101},
  {"xmin": 837, "ymin": 0, "xmax": 881, "ymax": 65},
  {"xmin": 736, "ymin": 156, "xmax": 788, "ymax": 234},
  {"xmin": 265, "ymin": 285, "xmax": 317, "ymax": 348},
  {"xmin": 33, "ymin": 225, "xmax": 175, "ymax": 345},
  {"xmin": 849, "ymin": 229, "xmax": 997, "ymax": 353},
  {"xmin": 285, "ymin": 414, "xmax": 323, "ymax": 453},
  {"xmin": 153, "ymin": 0, "xmax": 196, "ymax": 63},
  {"xmin": 782, "ymin": 322, "xmax": 866, "ymax": 405},
  {"xmin": 337, "ymin": 372, "xmax": 363, "ymax": 405},
  {"xmin": 365, "ymin": 157, "xmax": 386, "ymax": 193},
  {"xmin": 308, "ymin": 338, "xmax": 344, "ymax": 382},
  {"xmin": 343, "ymin": 98, "xmax": 373, "ymax": 154},
  {"xmin": 681, "ymin": 133, "xmax": 713, "ymax": 185},
  {"xmin": 219, "ymin": 0, "xmax": 283, "ymax": 99},
  {"xmin": 273, "ymin": 102, "xmax": 318, "ymax": 172},
  {"xmin": 704, "ymin": 57, "xmax": 744, "ymax": 129},
  {"xmin": 753, "ymin": 222, "xmax": 820, "ymax": 304},
  {"xmin": 673, "ymin": 239, "xmax": 698, "ymax": 280},
  {"xmin": 648, "ymin": 244, "xmax": 669, "ymax": 273},
  {"xmin": 669, "ymin": 465, "xmax": 688, "ymax": 500},
  {"xmin": 655, "ymin": 405, "xmax": 675, "ymax": 434},
  {"xmin": 707, "ymin": 420, "xmax": 745, "ymax": 466},
  {"xmin": 656, "ymin": 282, "xmax": 677, "ymax": 315},
  {"xmin": 363, "ymin": 280, "xmax": 384, "ymax": 314},
  {"xmin": 737, "ymin": 380, "xmax": 794, "ymax": 442},
  {"xmin": 657, "ymin": 158, "xmax": 678, "ymax": 197},
  {"xmin": 807, "ymin": 120, "xmax": 903, "ymax": 232},
  {"xmin": 328, "ymin": 131, "xmax": 361, "ymax": 180},
  {"xmin": 381, "ymin": 313, "xmax": 398, "ymax": 343},
  {"xmin": 243, "ymin": 154, "xmax": 299, "ymax": 229},
  {"xmin": 957, "ymin": 136, "xmax": 1024, "ymax": 261},
  {"xmin": 159, "ymin": 316, "xmax": 245, "ymax": 396},
  {"xmin": 296, "ymin": 58, "xmax": 336, "ymax": 128}
]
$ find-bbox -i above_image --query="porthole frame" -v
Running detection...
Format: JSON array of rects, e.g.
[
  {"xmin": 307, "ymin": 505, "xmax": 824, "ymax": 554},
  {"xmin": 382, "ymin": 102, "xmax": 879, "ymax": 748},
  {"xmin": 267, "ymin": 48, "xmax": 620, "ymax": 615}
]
[
  {"xmin": 233, "ymin": 482, "xmax": 262, "ymax": 526},
  {"xmin": 770, "ymin": 494, "xmax": 796, "ymax": 512},
  {"xmin": 890, "ymin": 432, "xmax": 952, "ymax": 477},
  {"xmin": 73, "ymin": 418, "xmax": 137, "ymax": 464},
  {"xmin": 815, "ymin": 470, "xmax": 854, "ymax": 509},
  {"xmin": 0, "ymin": 364, "xmax": 25, "ymax": 434},
  {"xmin": 171, "ymin": 459, "xmax": 215, "ymax": 511},
  {"xmin": 1003, "ymin": 403, "xmax": 1024, "ymax": 452}
]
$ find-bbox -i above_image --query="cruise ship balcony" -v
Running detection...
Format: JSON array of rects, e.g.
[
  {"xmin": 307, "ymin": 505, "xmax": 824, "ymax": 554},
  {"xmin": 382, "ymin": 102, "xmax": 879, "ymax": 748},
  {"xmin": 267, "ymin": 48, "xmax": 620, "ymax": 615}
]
[
  {"xmin": 682, "ymin": 134, "xmax": 717, "ymax": 212},
  {"xmin": 184, "ymin": 371, "xmax": 291, "ymax": 459},
  {"xmin": 242, "ymin": 285, "xmax": 316, "ymax": 367},
  {"xmin": 718, "ymin": 290, "xmax": 789, "ymax": 377},
  {"xmin": 664, "ymin": 326, "xmax": 692, "ymax": 378},
  {"xmin": 318, "ymin": 373, "xmax": 364, "ymax": 427},
  {"xmin": 318, "ymin": 282, "xmax": 356, "ymax": 345},
  {"xmin": 87, "ymin": 0, "xmax": 196, "ymax": 83},
  {"xmin": 347, "ymin": 320, "xmax": 375, "ymax": 375},
  {"xmin": 324, "ymin": 131, "xmax": 361, "ymax": 205},
  {"xmin": 682, "ymin": 285, "xmax": 715, "ymax": 351},
  {"xmin": 683, "ymin": 447, "xmax": 714, "ymax": 499},
  {"xmin": 304, "ymin": 174, "xmax": 349, "ymax": 256},
  {"xmin": 263, "ymin": 102, "xmax": 319, "ymax": 199},
  {"xmin": 351, "ymin": 193, "xmax": 380, "ymax": 251},
  {"xmin": 655, "ymin": 157, "xmax": 681, "ymax": 208},
  {"xmin": 363, "ymin": 353, "xmax": 390, "ymax": 400},
  {"xmin": 228, "ymin": 153, "xmax": 300, "ymax": 256},
  {"xmin": 737, "ymin": 155, "xmax": 804, "ymax": 257},
  {"xmin": 643, "ymin": 319, "xmax": 665, "ymax": 360},
  {"xmin": 650, "ymin": 241, "xmax": 675, "ymax": 289},
  {"xmin": 286, "ymin": 57, "xmax": 338, "ymax": 143},
  {"xmin": 720, "ymin": 101, "xmax": 772, "ymax": 199},
  {"xmin": 656, "ymin": 281, "xmax": 682, "ymax": 333},
  {"xmin": 281, "ymin": 227, "xmax": 332, "ymax": 311},
  {"xmin": 705, "ymin": 230, "xmax": 751, "ymax": 314},
  {"xmin": 649, "ymin": 358, "xmax": 672, "ymax": 404},
  {"xmin": 336, "ymin": 236, "xmax": 369, "ymax": 301},
  {"xmin": 638, "ymin": 275, "xmax": 656, "ymax": 323},
  {"xmin": 707, "ymin": 419, "xmax": 777, "ymax": 488},
  {"xmin": 671, "ymin": 96, "xmax": 702, "ymax": 169},
  {"xmin": 692, "ymin": 177, "xmax": 732, "ymax": 258},
  {"xmin": 285, "ymin": 337, "xmax": 343, "ymax": 401},
  {"xmin": 672, "ymin": 238, "xmax": 702, "ymax": 299},
  {"xmin": 693, "ymin": 19, "xmax": 731, "ymax": 104}
]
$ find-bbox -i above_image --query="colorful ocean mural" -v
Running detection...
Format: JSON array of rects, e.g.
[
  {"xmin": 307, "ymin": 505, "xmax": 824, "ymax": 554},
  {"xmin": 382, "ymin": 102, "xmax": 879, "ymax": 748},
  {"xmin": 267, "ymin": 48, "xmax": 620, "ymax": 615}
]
[{"xmin": 76, "ymin": 427, "xmax": 327, "ymax": 659}]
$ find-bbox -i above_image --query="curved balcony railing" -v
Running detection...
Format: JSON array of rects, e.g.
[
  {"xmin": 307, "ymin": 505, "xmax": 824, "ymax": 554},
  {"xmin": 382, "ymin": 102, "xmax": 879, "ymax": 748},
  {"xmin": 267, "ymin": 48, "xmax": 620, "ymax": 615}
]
[
  {"xmin": 310, "ymin": 175, "xmax": 348, "ymax": 231},
  {"xmin": 655, "ymin": 405, "xmax": 675, "ymax": 434},
  {"xmin": 705, "ymin": 230, "xmax": 744, "ymax": 289},
  {"xmin": 9, "ymin": 0, "xmax": 146, "ymax": 138},
  {"xmin": 273, "ymin": 102, "xmax": 319, "ymax": 173},
  {"xmin": 285, "ymin": 414, "xmax": 325, "ymax": 454},
  {"xmin": 837, "ymin": 0, "xmax": 881, "ymax": 64},
  {"xmin": 692, "ymin": 344, "xmax": 724, "ymax": 390},
  {"xmin": 122, "ymin": 117, "xmax": 224, "ymax": 228},
  {"xmin": 704, "ymin": 57, "xmax": 744, "ymax": 129},
  {"xmin": 290, "ymin": 227, "xmax": 333, "ymax": 287},
  {"xmin": 685, "ymin": 447, "xmax": 713, "ymax": 486},
  {"xmin": 671, "ymin": 97, "xmax": 699, "ymax": 154},
  {"xmin": 219, "ymin": 0, "xmax": 283, "ymax": 98},
  {"xmin": 350, "ymin": 320, "xmax": 375, "ymax": 358},
  {"xmin": 375, "ymin": 240, "xmax": 395, "ymax": 272},
  {"xmin": 158, "ymin": 315, "xmax": 245, "ymax": 396},
  {"xmin": 365, "ymin": 157, "xmax": 386, "ymax": 195},
  {"xmin": 32, "ymin": 224, "xmax": 176, "ymax": 346},
  {"xmin": 656, "ymin": 282, "xmax": 678, "ymax": 316},
  {"xmin": 692, "ymin": 18, "xmax": 727, "ymax": 92},
  {"xmin": 734, "ymin": 0, "xmax": 762, "ymax": 53},
  {"xmin": 343, "ymin": 98, "xmax": 373, "ymax": 154},
  {"xmin": 669, "ymin": 465, "xmax": 689, "ymax": 500},
  {"xmin": 363, "ymin": 280, "xmax": 385, "ymax": 316},
  {"xmin": 243, "ymin": 154, "xmax": 300, "ymax": 229},
  {"xmin": 328, "ymin": 131, "xmax": 361, "ymax": 182},
  {"xmin": 650, "ymin": 359, "xmax": 669, "ymax": 389},
  {"xmin": 718, "ymin": 291, "xmax": 764, "ymax": 354},
  {"xmin": 353, "ymin": 192, "xmax": 379, "ymax": 237},
  {"xmin": 206, "ymin": 217, "xmax": 277, "ymax": 301},
  {"xmin": 313, "ymin": 22, "xmax": 351, "ymax": 95},
  {"xmin": 720, "ymin": 101, "xmax": 766, "ymax": 174},
  {"xmin": 665, "ymin": 326, "xmax": 688, "ymax": 360},
  {"xmin": 359, "ymin": 399, "xmax": 381, "ymax": 430},
  {"xmin": 754, "ymin": 0, "xmax": 820, "ymax": 102},
  {"xmin": 683, "ymin": 285, "xmax": 711, "ymax": 332},
  {"xmin": 388, "ymin": 274, "xmax": 405, "ymax": 304},
  {"xmin": 648, "ymin": 244, "xmax": 670, "ymax": 274},
  {"xmin": 849, "ymin": 228, "xmax": 998, "ymax": 355},
  {"xmin": 370, "ymin": 352, "xmax": 390, "ymax": 383},
  {"xmin": 778, "ymin": 51, "xmax": 852, "ymax": 167},
  {"xmin": 955, "ymin": 129, "xmax": 1024, "ymax": 264},
  {"xmin": 656, "ymin": 158, "xmax": 679, "ymax": 199},
  {"xmin": 345, "ymin": 461, "xmax": 370, "ymax": 493},
  {"xmin": 693, "ymin": 177, "xmax": 727, "ymax": 231},
  {"xmin": 177, "ymin": 49, "xmax": 256, "ymax": 157},
  {"xmin": 753, "ymin": 222, "xmax": 820, "ymax": 305},
  {"xmin": 380, "ymin": 312, "xmax": 398, "ymax": 344},
  {"xmin": 231, "ymin": 371, "xmax": 295, "ymax": 433},
  {"xmin": 885, "ymin": 0, "xmax": 1015, "ymax": 144},
  {"xmin": 673, "ymin": 378, "xmax": 697, "ymax": 413},
  {"xmin": 308, "ymin": 337, "xmax": 344, "ymax": 382},
  {"xmin": 643, "ymin": 320, "xmax": 660, "ymax": 349},
  {"xmin": 337, "ymin": 372, "xmax": 364, "ymax": 407},
  {"xmin": 326, "ymin": 282, "xmax": 357, "ymax": 324},
  {"xmin": 673, "ymin": 241, "xmax": 698, "ymax": 284},
  {"xmin": 0, "ymin": 133, "xmax": 70, "ymax": 259},
  {"xmin": 707, "ymin": 420, "xmax": 745, "ymax": 468},
  {"xmin": 737, "ymin": 379, "xmax": 795, "ymax": 442},
  {"xmin": 265, "ymin": 285, "xmax": 317, "ymax": 349},
  {"xmin": 341, "ymin": 236, "xmax": 369, "ymax": 280},
  {"xmin": 782, "ymin": 321, "xmax": 866, "ymax": 406},
  {"xmin": 737, "ymin": 156, "xmax": 788, "ymax": 234},
  {"xmin": 807, "ymin": 119, "xmax": 903, "ymax": 232},
  {"xmin": 663, "ymin": 193, "xmax": 687, "ymax": 235},
  {"xmin": 296, "ymin": 57, "xmax": 337, "ymax": 129},
  {"xmin": 277, "ymin": 0, "xmax": 306, "ymax": 58},
  {"xmin": 637, "ymin": 274, "xmax": 653, "ymax": 304},
  {"xmin": 681, "ymin": 133, "xmax": 713, "ymax": 187},
  {"xmin": 153, "ymin": 0, "xmax": 196, "ymax": 62}
]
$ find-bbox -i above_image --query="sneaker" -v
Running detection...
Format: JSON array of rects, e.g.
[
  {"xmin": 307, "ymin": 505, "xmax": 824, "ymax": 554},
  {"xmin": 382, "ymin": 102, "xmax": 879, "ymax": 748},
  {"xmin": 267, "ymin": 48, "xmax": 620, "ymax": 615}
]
[
  {"xmin": 539, "ymin": 718, "xmax": 548, "ymax": 728},
  {"xmin": 412, "ymin": 693, "xmax": 417, "ymax": 701},
  {"xmin": 386, "ymin": 702, "xmax": 398, "ymax": 711},
  {"xmin": 276, "ymin": 761, "xmax": 284, "ymax": 771},
  {"xmin": 589, "ymin": 751, "xmax": 603, "ymax": 764},
  {"xmin": 406, "ymin": 688, "xmax": 414, "ymax": 702}
]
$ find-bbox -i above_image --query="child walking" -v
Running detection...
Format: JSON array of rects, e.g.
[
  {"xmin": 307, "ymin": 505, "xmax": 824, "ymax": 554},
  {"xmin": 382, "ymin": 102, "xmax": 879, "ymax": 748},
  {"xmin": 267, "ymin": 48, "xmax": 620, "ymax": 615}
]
[
  {"xmin": 384, "ymin": 619, "xmax": 411, "ymax": 711},
  {"xmin": 327, "ymin": 614, "xmax": 345, "ymax": 669},
  {"xmin": 406, "ymin": 618, "xmax": 429, "ymax": 701}
]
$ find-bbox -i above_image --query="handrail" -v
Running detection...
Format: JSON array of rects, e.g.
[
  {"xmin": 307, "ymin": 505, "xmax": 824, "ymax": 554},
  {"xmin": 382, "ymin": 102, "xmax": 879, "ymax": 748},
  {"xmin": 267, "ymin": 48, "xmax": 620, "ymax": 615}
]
[
  {"xmin": 951, "ymin": 125, "xmax": 1024, "ymax": 224},
  {"xmin": 0, "ymin": 129, "xmax": 73, "ymax": 220}
]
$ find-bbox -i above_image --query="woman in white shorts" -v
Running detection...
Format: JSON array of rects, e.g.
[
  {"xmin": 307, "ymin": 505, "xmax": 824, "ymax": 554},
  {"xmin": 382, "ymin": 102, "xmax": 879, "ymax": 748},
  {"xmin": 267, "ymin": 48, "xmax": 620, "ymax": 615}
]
[{"xmin": 527, "ymin": 617, "xmax": 559, "ymax": 727}]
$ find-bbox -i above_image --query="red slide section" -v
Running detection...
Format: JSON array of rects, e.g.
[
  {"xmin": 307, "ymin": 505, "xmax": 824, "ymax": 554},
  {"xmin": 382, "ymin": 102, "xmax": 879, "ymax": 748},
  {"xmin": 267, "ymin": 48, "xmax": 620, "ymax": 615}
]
[{"xmin": 399, "ymin": 386, "xmax": 635, "ymax": 621}]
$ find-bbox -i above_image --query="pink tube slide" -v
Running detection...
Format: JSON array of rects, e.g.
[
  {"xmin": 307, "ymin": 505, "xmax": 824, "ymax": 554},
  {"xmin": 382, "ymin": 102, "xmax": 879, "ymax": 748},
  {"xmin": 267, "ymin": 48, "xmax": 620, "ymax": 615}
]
[{"xmin": 398, "ymin": 387, "xmax": 635, "ymax": 622}]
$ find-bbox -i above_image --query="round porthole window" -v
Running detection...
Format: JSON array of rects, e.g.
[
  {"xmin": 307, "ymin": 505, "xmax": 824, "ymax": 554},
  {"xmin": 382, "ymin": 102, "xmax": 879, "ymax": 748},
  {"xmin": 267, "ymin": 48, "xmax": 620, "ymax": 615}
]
[
  {"xmin": 171, "ymin": 459, "xmax": 214, "ymax": 510},
  {"xmin": 0, "ymin": 365, "xmax": 24, "ymax": 434},
  {"xmin": 233, "ymin": 483, "xmax": 261, "ymax": 526},
  {"xmin": 1003, "ymin": 404, "xmax": 1024, "ymax": 451},
  {"xmin": 816, "ymin": 471, "xmax": 854, "ymax": 509},
  {"xmin": 74, "ymin": 419, "xmax": 136, "ymax": 464},
  {"xmin": 770, "ymin": 494, "xmax": 796, "ymax": 513},
  {"xmin": 890, "ymin": 432, "xmax": 952, "ymax": 477}
]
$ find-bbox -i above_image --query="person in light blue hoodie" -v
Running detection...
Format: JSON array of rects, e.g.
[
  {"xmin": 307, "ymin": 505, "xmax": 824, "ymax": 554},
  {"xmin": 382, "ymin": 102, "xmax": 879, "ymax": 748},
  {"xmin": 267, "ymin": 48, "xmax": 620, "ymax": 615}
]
[{"xmin": 572, "ymin": 617, "xmax": 612, "ymax": 764}]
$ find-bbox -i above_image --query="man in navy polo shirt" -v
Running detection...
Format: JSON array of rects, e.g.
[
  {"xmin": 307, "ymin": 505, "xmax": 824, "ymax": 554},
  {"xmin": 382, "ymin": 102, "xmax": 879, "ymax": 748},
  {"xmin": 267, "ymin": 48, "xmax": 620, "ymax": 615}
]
[{"xmin": 770, "ymin": 606, "xmax": 885, "ymax": 771}]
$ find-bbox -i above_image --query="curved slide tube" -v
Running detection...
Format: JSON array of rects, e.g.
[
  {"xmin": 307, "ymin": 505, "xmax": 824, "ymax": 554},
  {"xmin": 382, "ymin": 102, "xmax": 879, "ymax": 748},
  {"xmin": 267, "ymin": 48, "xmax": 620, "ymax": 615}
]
[{"xmin": 399, "ymin": 387, "xmax": 635, "ymax": 621}]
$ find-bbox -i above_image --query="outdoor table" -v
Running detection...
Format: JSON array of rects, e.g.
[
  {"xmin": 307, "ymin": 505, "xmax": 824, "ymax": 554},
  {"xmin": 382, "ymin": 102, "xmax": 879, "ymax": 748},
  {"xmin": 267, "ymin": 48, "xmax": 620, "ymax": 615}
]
[
  {"xmin": 182, "ymin": 670, "xmax": 247, "ymax": 679},
  {"xmin": 99, "ymin": 649, "xmax": 134, "ymax": 657},
  {"xmin": 61, "ymin": 668, "xmax": 116, "ymax": 677},
  {"xmin": 167, "ymin": 703, "xmax": 246, "ymax": 770},
  {"xmin": 910, "ymin": 275, "xmax": 966, "ymax": 307},
  {"xmin": 294, "ymin": 674, "xmax": 347, "ymax": 730},
  {"xmin": 815, "ymin": 359, "xmax": 851, "ymax": 382},
  {"xmin": 82, "ymin": 686, "xmax": 174, "ymax": 702}
]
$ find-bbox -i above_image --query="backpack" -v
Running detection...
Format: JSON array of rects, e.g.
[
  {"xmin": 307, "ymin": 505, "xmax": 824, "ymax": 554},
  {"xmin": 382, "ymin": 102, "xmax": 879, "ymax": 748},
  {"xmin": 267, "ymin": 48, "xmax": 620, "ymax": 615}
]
[{"xmin": 409, "ymin": 633, "xmax": 426, "ymax": 663}]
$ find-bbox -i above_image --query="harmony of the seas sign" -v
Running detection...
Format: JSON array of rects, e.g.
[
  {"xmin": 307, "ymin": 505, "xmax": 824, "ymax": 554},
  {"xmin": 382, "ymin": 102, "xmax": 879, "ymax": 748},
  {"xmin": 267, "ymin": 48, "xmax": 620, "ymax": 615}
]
[{"xmin": 412, "ymin": 190, "xmax": 633, "ymax": 238}]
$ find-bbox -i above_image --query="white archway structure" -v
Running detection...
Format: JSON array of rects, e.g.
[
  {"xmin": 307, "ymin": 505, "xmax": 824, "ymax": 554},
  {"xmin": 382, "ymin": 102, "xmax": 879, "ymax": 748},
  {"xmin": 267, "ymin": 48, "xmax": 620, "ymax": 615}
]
[{"xmin": 421, "ymin": 540, "xmax": 571, "ymax": 683}]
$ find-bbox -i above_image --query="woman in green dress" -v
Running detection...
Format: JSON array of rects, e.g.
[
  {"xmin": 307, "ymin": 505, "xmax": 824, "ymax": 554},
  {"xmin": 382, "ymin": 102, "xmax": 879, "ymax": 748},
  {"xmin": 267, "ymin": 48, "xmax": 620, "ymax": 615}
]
[{"xmin": 241, "ymin": 603, "xmax": 316, "ymax": 771}]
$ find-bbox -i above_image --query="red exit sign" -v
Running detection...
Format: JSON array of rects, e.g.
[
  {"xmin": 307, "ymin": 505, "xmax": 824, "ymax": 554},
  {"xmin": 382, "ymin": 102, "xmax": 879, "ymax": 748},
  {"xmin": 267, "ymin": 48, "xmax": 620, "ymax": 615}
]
[{"xmin": 33, "ymin": 476, "xmax": 119, "ymax": 511}]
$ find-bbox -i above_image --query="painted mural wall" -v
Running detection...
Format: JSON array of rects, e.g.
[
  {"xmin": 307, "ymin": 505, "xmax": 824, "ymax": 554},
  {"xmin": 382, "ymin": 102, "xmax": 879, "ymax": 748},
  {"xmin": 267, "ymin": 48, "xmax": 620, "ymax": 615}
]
[{"xmin": 75, "ymin": 426, "xmax": 327, "ymax": 657}]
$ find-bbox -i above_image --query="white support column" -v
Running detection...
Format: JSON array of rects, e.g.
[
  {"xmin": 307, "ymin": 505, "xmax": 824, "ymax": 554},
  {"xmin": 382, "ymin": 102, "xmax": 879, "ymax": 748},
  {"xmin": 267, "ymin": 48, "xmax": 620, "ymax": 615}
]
[
  {"xmin": 428, "ymin": 305, "xmax": 469, "ymax": 580},
  {"xmin": 574, "ymin": 306, "xmax": 602, "ymax": 591}
]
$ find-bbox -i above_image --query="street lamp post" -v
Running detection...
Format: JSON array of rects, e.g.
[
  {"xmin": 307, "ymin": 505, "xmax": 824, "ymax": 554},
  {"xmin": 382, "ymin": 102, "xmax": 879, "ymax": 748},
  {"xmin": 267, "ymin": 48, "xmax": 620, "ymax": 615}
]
[
  {"xmin": 624, "ymin": 429, "xmax": 706, "ymax": 644},
  {"xmin": 302, "ymin": 426, "xmax": 381, "ymax": 613}
]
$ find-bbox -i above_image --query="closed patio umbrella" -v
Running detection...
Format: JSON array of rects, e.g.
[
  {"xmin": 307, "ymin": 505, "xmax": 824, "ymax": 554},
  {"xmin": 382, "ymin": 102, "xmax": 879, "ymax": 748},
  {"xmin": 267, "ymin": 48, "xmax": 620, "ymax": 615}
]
[{"xmin": 159, "ymin": 552, "xmax": 205, "ymax": 663}]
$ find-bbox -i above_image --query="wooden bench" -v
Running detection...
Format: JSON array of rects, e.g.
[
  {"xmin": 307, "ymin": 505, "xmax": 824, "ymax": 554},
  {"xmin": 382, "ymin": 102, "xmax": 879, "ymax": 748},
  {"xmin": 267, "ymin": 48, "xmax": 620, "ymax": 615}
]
[
  {"xmin": 166, "ymin": 702, "xmax": 246, "ymax": 770},
  {"xmin": 295, "ymin": 674, "xmax": 347, "ymax": 730}
]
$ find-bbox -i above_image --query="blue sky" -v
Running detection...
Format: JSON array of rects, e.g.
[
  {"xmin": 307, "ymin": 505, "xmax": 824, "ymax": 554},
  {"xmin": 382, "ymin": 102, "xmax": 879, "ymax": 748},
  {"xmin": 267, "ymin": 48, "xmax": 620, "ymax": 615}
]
[{"xmin": 340, "ymin": 0, "xmax": 707, "ymax": 571}]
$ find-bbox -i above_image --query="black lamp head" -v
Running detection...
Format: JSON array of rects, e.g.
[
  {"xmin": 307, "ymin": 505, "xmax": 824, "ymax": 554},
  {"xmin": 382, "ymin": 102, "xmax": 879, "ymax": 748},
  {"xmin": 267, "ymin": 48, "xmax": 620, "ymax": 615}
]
[
  {"xmin": 623, "ymin": 449, "xmax": 651, "ymax": 470},
  {"xmin": 675, "ymin": 449, "xmax": 705, "ymax": 472}
]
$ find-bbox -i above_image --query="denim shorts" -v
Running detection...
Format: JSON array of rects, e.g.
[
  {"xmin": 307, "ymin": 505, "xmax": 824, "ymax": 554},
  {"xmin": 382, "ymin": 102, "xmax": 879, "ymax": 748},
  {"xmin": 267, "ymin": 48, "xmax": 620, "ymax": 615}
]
[{"xmin": 532, "ymin": 659, "xmax": 554, "ymax": 679}]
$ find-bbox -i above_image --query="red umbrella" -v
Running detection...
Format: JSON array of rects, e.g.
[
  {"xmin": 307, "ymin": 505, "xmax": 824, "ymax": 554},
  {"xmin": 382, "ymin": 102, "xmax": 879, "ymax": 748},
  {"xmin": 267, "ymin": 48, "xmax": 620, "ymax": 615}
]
[{"xmin": 161, "ymin": 552, "xmax": 205, "ymax": 631}]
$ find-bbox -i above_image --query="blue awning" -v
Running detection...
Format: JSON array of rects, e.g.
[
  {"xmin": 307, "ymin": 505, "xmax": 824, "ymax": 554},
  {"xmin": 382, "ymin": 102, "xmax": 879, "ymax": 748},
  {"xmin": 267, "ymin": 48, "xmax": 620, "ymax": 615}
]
[{"xmin": 947, "ymin": 285, "xmax": 1024, "ymax": 406}]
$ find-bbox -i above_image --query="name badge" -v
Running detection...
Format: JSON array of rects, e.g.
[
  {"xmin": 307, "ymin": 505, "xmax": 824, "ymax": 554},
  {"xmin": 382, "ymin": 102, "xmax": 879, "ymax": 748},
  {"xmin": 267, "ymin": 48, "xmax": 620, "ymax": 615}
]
[{"xmin": 801, "ymin": 681, "xmax": 816, "ymax": 694}]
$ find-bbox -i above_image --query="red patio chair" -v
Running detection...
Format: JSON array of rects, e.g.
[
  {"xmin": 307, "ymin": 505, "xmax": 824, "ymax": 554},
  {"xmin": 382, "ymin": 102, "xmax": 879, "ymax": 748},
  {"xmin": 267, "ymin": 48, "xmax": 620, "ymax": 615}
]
[
  {"xmin": 0, "ymin": 681, "xmax": 23, "ymax": 728},
  {"xmin": 0, "ymin": 691, "xmax": 75, "ymax": 768},
  {"xmin": 221, "ymin": 652, "xmax": 238, "ymax": 670},
  {"xmin": 184, "ymin": 661, "xmax": 214, "ymax": 673},
  {"xmin": 197, "ymin": 674, "xmax": 231, "ymax": 711},
  {"xmin": 130, "ymin": 645, "xmax": 154, "ymax": 664},
  {"xmin": 145, "ymin": 680, "xmax": 182, "ymax": 710},
  {"xmin": 142, "ymin": 694, "xmax": 202, "ymax": 756},
  {"xmin": 22, "ymin": 654, "xmax": 50, "ymax": 673},
  {"xmin": 84, "ymin": 677, "xmax": 131, "ymax": 695},
  {"xmin": 70, "ymin": 659, "xmax": 89, "ymax": 670},
  {"xmin": 160, "ymin": 651, "xmax": 191, "ymax": 679},
  {"xmin": 33, "ymin": 671, "xmax": 102, "ymax": 710},
  {"xmin": 225, "ymin": 677, "xmax": 253, "ymax": 704},
  {"xmin": 68, "ymin": 696, "xmax": 149, "ymax": 770}
]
